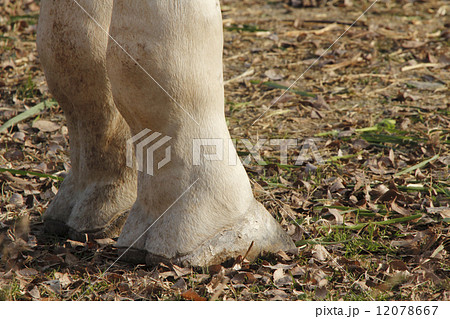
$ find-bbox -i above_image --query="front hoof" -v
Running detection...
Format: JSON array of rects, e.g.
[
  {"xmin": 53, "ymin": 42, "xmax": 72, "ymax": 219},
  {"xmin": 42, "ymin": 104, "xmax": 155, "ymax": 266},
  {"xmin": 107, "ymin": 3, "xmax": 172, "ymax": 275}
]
[{"xmin": 116, "ymin": 200, "xmax": 296, "ymax": 267}]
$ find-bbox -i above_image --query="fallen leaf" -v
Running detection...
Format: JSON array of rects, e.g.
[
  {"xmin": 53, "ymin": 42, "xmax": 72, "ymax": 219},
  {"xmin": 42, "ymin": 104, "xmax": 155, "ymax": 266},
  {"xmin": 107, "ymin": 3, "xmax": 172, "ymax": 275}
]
[
  {"xmin": 264, "ymin": 69, "xmax": 284, "ymax": 81},
  {"xmin": 172, "ymin": 264, "xmax": 192, "ymax": 277},
  {"xmin": 42, "ymin": 280, "xmax": 61, "ymax": 295},
  {"xmin": 391, "ymin": 201, "xmax": 411, "ymax": 216},
  {"xmin": 208, "ymin": 264, "xmax": 224, "ymax": 275},
  {"xmin": 172, "ymin": 278, "xmax": 187, "ymax": 291},
  {"xmin": 263, "ymin": 263, "xmax": 296, "ymax": 270},
  {"xmin": 406, "ymin": 80, "xmax": 445, "ymax": 90},
  {"xmin": 9, "ymin": 193, "xmax": 24, "ymax": 206},
  {"xmin": 426, "ymin": 207, "xmax": 450, "ymax": 219},
  {"xmin": 231, "ymin": 272, "xmax": 246, "ymax": 284},
  {"xmin": 402, "ymin": 40, "xmax": 425, "ymax": 48},
  {"xmin": 94, "ymin": 238, "xmax": 116, "ymax": 246},
  {"xmin": 389, "ymin": 260, "xmax": 409, "ymax": 272},
  {"xmin": 315, "ymin": 286, "xmax": 328, "ymax": 299},
  {"xmin": 27, "ymin": 286, "xmax": 41, "ymax": 300},
  {"xmin": 54, "ymin": 272, "xmax": 72, "ymax": 289},
  {"xmin": 181, "ymin": 289, "xmax": 207, "ymax": 301},
  {"xmin": 265, "ymin": 289, "xmax": 288, "ymax": 299},
  {"xmin": 32, "ymin": 119, "xmax": 60, "ymax": 132},
  {"xmin": 312, "ymin": 245, "xmax": 328, "ymax": 261},
  {"xmin": 16, "ymin": 268, "xmax": 38, "ymax": 278},
  {"xmin": 327, "ymin": 208, "xmax": 344, "ymax": 225}
]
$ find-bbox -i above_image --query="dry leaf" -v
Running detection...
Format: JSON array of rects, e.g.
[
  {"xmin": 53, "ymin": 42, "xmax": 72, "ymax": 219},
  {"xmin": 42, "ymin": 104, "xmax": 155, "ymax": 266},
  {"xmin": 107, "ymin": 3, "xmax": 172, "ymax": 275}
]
[
  {"xmin": 42, "ymin": 280, "xmax": 61, "ymax": 295},
  {"xmin": 32, "ymin": 120, "xmax": 60, "ymax": 132},
  {"xmin": 16, "ymin": 268, "xmax": 38, "ymax": 278},
  {"xmin": 181, "ymin": 289, "xmax": 207, "ymax": 301},
  {"xmin": 391, "ymin": 201, "xmax": 411, "ymax": 216},
  {"xmin": 327, "ymin": 208, "xmax": 344, "ymax": 225},
  {"xmin": 312, "ymin": 245, "xmax": 328, "ymax": 261},
  {"xmin": 172, "ymin": 278, "xmax": 187, "ymax": 291},
  {"xmin": 28, "ymin": 285, "xmax": 41, "ymax": 300},
  {"xmin": 264, "ymin": 69, "xmax": 284, "ymax": 81}
]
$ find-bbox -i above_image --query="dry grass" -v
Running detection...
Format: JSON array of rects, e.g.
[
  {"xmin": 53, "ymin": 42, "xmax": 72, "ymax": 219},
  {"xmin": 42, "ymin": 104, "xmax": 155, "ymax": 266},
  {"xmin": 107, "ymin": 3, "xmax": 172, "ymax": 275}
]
[{"xmin": 0, "ymin": 0, "xmax": 449, "ymax": 300}]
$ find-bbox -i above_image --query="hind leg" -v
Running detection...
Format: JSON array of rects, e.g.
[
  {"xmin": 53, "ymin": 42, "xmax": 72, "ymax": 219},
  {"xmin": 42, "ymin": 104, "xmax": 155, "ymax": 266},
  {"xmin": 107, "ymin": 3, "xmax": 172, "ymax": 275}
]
[{"xmin": 37, "ymin": 0, "xmax": 136, "ymax": 239}]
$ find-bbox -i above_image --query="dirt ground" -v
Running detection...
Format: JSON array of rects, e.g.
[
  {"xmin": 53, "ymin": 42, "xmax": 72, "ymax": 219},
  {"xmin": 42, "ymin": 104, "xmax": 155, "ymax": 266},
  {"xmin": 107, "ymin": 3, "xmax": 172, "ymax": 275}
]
[{"xmin": 0, "ymin": 0, "xmax": 449, "ymax": 300}]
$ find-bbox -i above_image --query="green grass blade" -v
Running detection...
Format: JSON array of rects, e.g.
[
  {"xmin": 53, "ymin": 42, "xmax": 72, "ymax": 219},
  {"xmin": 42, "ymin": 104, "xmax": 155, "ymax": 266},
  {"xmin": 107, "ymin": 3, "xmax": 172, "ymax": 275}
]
[
  {"xmin": 394, "ymin": 154, "xmax": 440, "ymax": 176},
  {"xmin": 224, "ymin": 24, "xmax": 267, "ymax": 32},
  {"xmin": 315, "ymin": 130, "xmax": 339, "ymax": 137},
  {"xmin": 250, "ymin": 80, "xmax": 316, "ymax": 98},
  {"xmin": 0, "ymin": 167, "xmax": 64, "ymax": 181},
  {"xmin": 296, "ymin": 239, "xmax": 354, "ymax": 246},
  {"xmin": 330, "ymin": 214, "xmax": 422, "ymax": 230},
  {"xmin": 327, "ymin": 151, "xmax": 363, "ymax": 162},
  {"xmin": 0, "ymin": 100, "xmax": 58, "ymax": 133}
]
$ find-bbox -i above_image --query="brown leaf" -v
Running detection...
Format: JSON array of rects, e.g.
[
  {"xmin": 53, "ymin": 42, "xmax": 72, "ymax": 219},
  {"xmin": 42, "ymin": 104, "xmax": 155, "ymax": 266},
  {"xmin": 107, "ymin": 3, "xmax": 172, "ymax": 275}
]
[
  {"xmin": 32, "ymin": 120, "xmax": 60, "ymax": 132},
  {"xmin": 106, "ymin": 273, "xmax": 124, "ymax": 283},
  {"xmin": 231, "ymin": 272, "xmax": 246, "ymax": 284},
  {"xmin": 290, "ymin": 265, "xmax": 306, "ymax": 277},
  {"xmin": 64, "ymin": 252, "xmax": 79, "ymax": 265},
  {"xmin": 4, "ymin": 149, "xmax": 24, "ymax": 161},
  {"xmin": 118, "ymin": 282, "xmax": 130, "ymax": 293},
  {"xmin": 377, "ymin": 189, "xmax": 399, "ymax": 203},
  {"xmin": 42, "ymin": 280, "xmax": 61, "ymax": 295},
  {"xmin": 265, "ymin": 289, "xmax": 288, "ymax": 299},
  {"xmin": 208, "ymin": 264, "xmax": 224, "ymax": 275},
  {"xmin": 27, "ymin": 285, "xmax": 41, "ymax": 300},
  {"xmin": 389, "ymin": 260, "xmax": 409, "ymax": 272},
  {"xmin": 327, "ymin": 208, "xmax": 344, "ymax": 225},
  {"xmin": 414, "ymin": 168, "xmax": 427, "ymax": 180},
  {"xmin": 66, "ymin": 239, "xmax": 86, "ymax": 248},
  {"xmin": 181, "ymin": 289, "xmax": 207, "ymax": 301},
  {"xmin": 206, "ymin": 271, "xmax": 226, "ymax": 295},
  {"xmin": 312, "ymin": 245, "xmax": 328, "ymax": 261},
  {"xmin": 94, "ymin": 238, "xmax": 115, "ymax": 246},
  {"xmin": 352, "ymin": 139, "xmax": 370, "ymax": 150},
  {"xmin": 159, "ymin": 271, "xmax": 177, "ymax": 279},
  {"xmin": 264, "ymin": 69, "xmax": 284, "ymax": 81},
  {"xmin": 274, "ymin": 275, "xmax": 292, "ymax": 287},
  {"xmin": 311, "ymin": 95, "xmax": 330, "ymax": 110},
  {"xmin": 270, "ymin": 94, "xmax": 294, "ymax": 105},
  {"xmin": 287, "ymin": 224, "xmax": 304, "ymax": 242},
  {"xmin": 426, "ymin": 207, "xmax": 450, "ymax": 219},
  {"xmin": 16, "ymin": 268, "xmax": 38, "ymax": 278},
  {"xmin": 402, "ymin": 40, "xmax": 425, "ymax": 48},
  {"xmin": 172, "ymin": 264, "xmax": 192, "ymax": 277},
  {"xmin": 330, "ymin": 180, "xmax": 345, "ymax": 193},
  {"xmin": 172, "ymin": 278, "xmax": 187, "ymax": 291},
  {"xmin": 391, "ymin": 201, "xmax": 411, "ymax": 216},
  {"xmin": 245, "ymin": 272, "xmax": 257, "ymax": 284},
  {"xmin": 263, "ymin": 263, "xmax": 296, "ymax": 270},
  {"xmin": 315, "ymin": 286, "xmax": 328, "ymax": 299},
  {"xmin": 54, "ymin": 272, "xmax": 72, "ymax": 289},
  {"xmin": 9, "ymin": 193, "xmax": 24, "ymax": 206},
  {"xmin": 12, "ymin": 131, "xmax": 26, "ymax": 143}
]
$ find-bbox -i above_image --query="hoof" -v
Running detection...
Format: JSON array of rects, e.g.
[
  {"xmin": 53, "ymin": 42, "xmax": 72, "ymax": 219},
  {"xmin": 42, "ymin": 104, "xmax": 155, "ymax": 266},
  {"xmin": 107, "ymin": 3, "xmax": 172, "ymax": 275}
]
[
  {"xmin": 117, "ymin": 200, "xmax": 296, "ymax": 267},
  {"xmin": 44, "ymin": 211, "xmax": 129, "ymax": 242},
  {"xmin": 43, "ymin": 174, "xmax": 136, "ymax": 240}
]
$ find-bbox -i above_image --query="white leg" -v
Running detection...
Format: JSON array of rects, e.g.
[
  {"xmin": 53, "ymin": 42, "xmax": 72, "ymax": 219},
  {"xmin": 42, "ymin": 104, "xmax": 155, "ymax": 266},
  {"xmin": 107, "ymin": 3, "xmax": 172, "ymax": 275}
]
[
  {"xmin": 107, "ymin": 0, "xmax": 295, "ymax": 266},
  {"xmin": 37, "ymin": 0, "xmax": 136, "ymax": 239}
]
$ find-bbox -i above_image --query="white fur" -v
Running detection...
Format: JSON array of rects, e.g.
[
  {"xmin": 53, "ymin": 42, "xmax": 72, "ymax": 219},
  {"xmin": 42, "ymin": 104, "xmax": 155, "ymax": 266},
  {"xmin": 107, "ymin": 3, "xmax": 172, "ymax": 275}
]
[{"xmin": 37, "ymin": 0, "xmax": 294, "ymax": 266}]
